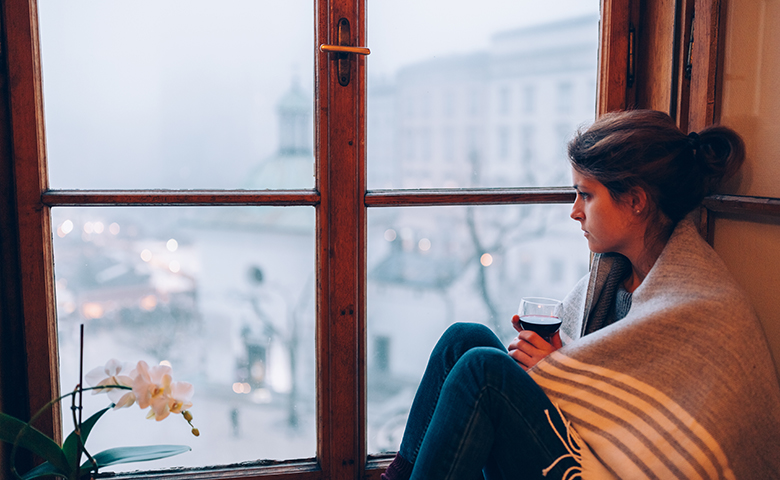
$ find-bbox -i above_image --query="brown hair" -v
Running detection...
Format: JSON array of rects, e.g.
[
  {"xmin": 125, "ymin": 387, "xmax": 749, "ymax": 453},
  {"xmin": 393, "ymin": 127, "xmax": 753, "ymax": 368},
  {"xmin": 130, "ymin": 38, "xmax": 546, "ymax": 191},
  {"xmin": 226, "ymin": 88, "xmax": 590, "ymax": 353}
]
[{"xmin": 568, "ymin": 110, "xmax": 745, "ymax": 234}]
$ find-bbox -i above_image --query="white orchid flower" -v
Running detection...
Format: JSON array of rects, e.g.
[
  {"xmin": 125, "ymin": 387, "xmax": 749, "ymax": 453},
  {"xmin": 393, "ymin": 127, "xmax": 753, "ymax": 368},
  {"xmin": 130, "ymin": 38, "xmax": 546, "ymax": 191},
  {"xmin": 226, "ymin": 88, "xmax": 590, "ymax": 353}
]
[
  {"xmin": 133, "ymin": 360, "xmax": 172, "ymax": 420},
  {"xmin": 84, "ymin": 358, "xmax": 138, "ymax": 409},
  {"xmin": 168, "ymin": 381, "xmax": 194, "ymax": 415},
  {"xmin": 133, "ymin": 360, "xmax": 194, "ymax": 421}
]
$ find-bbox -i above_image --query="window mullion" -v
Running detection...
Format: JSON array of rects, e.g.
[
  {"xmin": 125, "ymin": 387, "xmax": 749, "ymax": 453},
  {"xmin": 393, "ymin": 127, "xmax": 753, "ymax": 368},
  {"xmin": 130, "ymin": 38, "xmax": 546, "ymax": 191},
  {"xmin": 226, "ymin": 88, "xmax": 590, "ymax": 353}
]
[
  {"xmin": 315, "ymin": 1, "xmax": 367, "ymax": 479},
  {"xmin": 40, "ymin": 190, "xmax": 320, "ymax": 207},
  {"xmin": 365, "ymin": 188, "xmax": 575, "ymax": 207}
]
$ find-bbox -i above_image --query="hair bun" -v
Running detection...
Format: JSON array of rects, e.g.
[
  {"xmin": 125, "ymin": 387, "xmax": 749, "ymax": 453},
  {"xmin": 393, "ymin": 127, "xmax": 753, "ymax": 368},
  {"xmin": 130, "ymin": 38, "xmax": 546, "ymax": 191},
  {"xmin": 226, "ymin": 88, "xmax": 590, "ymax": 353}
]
[
  {"xmin": 687, "ymin": 132, "xmax": 700, "ymax": 150},
  {"xmin": 695, "ymin": 126, "xmax": 745, "ymax": 192}
]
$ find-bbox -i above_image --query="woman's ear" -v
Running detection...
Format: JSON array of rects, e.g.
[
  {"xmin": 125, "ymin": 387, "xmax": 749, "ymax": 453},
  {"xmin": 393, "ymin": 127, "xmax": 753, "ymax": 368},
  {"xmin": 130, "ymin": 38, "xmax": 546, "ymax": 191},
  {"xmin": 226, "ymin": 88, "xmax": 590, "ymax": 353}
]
[{"xmin": 627, "ymin": 187, "xmax": 648, "ymax": 215}]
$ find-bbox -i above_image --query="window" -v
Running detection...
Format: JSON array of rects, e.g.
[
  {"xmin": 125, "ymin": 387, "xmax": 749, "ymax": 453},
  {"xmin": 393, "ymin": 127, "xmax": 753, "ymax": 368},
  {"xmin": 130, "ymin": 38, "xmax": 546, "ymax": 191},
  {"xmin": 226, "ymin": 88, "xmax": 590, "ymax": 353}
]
[
  {"xmin": 443, "ymin": 91, "xmax": 456, "ymax": 116},
  {"xmin": 520, "ymin": 124, "xmax": 535, "ymax": 163},
  {"xmin": 8, "ymin": 0, "xmax": 739, "ymax": 479},
  {"xmin": 523, "ymin": 85, "xmax": 536, "ymax": 114},
  {"xmin": 555, "ymin": 123, "xmax": 574, "ymax": 161},
  {"xmin": 420, "ymin": 128, "xmax": 432, "ymax": 163},
  {"xmin": 556, "ymin": 82, "xmax": 574, "ymax": 113},
  {"xmin": 498, "ymin": 86, "xmax": 511, "ymax": 115},
  {"xmin": 404, "ymin": 129, "xmax": 414, "ymax": 161},
  {"xmin": 420, "ymin": 92, "xmax": 432, "ymax": 119},
  {"xmin": 498, "ymin": 126, "xmax": 510, "ymax": 160},
  {"xmin": 466, "ymin": 126, "xmax": 482, "ymax": 165},
  {"xmin": 468, "ymin": 87, "xmax": 482, "ymax": 116},
  {"xmin": 442, "ymin": 127, "xmax": 456, "ymax": 162}
]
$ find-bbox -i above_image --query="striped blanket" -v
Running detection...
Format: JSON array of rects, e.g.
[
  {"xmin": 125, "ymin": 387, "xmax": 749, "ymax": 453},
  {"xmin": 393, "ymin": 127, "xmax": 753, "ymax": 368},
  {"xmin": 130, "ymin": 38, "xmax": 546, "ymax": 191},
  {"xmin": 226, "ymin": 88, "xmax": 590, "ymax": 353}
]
[{"xmin": 528, "ymin": 219, "xmax": 780, "ymax": 479}]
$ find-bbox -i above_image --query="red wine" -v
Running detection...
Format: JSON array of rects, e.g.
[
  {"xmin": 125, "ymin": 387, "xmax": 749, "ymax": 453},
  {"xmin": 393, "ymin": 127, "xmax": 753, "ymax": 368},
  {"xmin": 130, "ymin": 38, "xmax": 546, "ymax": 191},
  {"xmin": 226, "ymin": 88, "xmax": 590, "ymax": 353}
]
[{"xmin": 519, "ymin": 315, "xmax": 562, "ymax": 338}]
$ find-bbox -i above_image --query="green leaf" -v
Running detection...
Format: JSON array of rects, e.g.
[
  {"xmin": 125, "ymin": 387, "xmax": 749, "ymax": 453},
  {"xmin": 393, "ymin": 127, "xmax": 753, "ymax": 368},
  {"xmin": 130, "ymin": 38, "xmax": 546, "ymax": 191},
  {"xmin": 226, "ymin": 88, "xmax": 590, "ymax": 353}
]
[
  {"xmin": 0, "ymin": 412, "xmax": 70, "ymax": 475},
  {"xmin": 62, "ymin": 406, "xmax": 112, "ymax": 469},
  {"xmin": 19, "ymin": 460, "xmax": 70, "ymax": 480},
  {"xmin": 81, "ymin": 445, "xmax": 191, "ymax": 471}
]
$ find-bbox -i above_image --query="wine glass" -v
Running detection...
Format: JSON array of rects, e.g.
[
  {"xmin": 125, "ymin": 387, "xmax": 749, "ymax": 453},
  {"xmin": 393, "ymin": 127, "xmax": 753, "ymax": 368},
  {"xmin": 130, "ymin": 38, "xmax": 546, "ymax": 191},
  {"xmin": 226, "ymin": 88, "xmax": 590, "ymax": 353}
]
[{"xmin": 518, "ymin": 297, "xmax": 562, "ymax": 342}]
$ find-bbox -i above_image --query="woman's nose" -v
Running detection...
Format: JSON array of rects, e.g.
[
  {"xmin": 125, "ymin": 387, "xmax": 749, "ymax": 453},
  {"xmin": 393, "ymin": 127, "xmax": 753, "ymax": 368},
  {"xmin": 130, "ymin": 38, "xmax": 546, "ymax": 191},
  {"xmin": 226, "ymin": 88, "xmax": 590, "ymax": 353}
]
[{"xmin": 570, "ymin": 203, "xmax": 582, "ymax": 221}]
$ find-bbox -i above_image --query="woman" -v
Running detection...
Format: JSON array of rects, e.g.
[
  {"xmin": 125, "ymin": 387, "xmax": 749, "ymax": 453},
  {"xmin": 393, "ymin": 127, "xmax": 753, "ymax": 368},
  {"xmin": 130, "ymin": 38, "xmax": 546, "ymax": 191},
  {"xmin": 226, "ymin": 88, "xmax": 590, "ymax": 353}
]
[{"xmin": 381, "ymin": 110, "xmax": 780, "ymax": 479}]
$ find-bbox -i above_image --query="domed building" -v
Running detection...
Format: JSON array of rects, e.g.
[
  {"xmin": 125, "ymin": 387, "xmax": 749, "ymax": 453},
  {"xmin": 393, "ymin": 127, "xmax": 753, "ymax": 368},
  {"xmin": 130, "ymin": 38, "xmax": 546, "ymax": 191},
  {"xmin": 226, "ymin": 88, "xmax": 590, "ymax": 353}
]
[
  {"xmin": 245, "ymin": 79, "xmax": 315, "ymax": 191},
  {"xmin": 240, "ymin": 80, "xmax": 315, "ymax": 232}
]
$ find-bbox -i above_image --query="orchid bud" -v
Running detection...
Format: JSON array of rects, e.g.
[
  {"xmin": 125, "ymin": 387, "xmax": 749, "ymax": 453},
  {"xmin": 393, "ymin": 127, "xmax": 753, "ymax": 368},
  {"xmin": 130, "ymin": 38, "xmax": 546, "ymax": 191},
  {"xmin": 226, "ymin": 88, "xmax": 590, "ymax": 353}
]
[
  {"xmin": 183, "ymin": 410, "xmax": 193, "ymax": 422},
  {"xmin": 191, "ymin": 428, "xmax": 200, "ymax": 437}
]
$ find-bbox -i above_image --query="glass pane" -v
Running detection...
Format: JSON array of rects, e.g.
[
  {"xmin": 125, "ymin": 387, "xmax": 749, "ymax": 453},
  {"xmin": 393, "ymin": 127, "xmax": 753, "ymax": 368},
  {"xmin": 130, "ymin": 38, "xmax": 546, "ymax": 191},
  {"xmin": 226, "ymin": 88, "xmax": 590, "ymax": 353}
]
[
  {"xmin": 367, "ymin": 2, "xmax": 600, "ymax": 188},
  {"xmin": 53, "ymin": 206, "xmax": 316, "ymax": 470},
  {"xmin": 39, "ymin": 1, "xmax": 314, "ymax": 190},
  {"xmin": 366, "ymin": 204, "xmax": 589, "ymax": 453}
]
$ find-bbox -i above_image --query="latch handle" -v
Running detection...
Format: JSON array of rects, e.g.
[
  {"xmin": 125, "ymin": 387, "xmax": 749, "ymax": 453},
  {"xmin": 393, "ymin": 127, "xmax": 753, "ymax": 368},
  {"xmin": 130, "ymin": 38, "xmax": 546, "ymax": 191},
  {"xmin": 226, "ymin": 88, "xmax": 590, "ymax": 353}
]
[
  {"xmin": 320, "ymin": 45, "xmax": 370, "ymax": 56},
  {"xmin": 320, "ymin": 18, "xmax": 369, "ymax": 86}
]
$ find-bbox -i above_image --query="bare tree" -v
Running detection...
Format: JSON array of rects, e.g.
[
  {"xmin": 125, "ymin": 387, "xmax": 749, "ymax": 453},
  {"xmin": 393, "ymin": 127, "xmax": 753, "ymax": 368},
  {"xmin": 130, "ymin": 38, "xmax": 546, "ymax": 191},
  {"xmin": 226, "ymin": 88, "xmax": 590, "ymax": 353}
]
[
  {"xmin": 464, "ymin": 150, "xmax": 554, "ymax": 333},
  {"xmin": 246, "ymin": 269, "xmax": 313, "ymax": 430}
]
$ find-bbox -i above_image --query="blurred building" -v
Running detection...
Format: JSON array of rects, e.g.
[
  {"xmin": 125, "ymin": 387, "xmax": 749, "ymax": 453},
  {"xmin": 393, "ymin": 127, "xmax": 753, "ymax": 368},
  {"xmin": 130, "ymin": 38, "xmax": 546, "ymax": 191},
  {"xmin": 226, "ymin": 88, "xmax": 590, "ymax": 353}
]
[{"xmin": 368, "ymin": 14, "xmax": 598, "ymax": 189}]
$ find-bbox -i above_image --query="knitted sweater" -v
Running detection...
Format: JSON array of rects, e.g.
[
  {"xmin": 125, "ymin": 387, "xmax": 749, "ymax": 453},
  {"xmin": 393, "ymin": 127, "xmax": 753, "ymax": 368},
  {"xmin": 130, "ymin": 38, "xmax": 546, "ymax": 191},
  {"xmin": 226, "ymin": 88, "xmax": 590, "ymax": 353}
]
[{"xmin": 528, "ymin": 219, "xmax": 780, "ymax": 479}]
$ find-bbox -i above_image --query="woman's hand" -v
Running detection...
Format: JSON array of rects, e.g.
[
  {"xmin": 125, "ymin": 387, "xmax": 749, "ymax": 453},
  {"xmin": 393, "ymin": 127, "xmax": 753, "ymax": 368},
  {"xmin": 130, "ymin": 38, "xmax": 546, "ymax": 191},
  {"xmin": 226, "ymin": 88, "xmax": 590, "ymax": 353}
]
[{"xmin": 508, "ymin": 314, "xmax": 562, "ymax": 370}]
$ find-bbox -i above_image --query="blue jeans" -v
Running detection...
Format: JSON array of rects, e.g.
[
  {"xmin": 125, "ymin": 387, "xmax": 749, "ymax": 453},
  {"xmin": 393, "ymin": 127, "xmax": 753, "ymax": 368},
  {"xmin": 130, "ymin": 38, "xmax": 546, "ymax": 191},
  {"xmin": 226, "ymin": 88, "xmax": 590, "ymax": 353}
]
[{"xmin": 398, "ymin": 323, "xmax": 581, "ymax": 480}]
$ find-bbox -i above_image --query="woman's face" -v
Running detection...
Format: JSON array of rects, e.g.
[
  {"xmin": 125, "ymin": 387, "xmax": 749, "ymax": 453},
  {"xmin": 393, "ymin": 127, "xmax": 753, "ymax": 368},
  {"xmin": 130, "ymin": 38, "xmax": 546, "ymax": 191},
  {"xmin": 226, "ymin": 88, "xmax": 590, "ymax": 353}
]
[{"xmin": 570, "ymin": 168, "xmax": 644, "ymax": 255}]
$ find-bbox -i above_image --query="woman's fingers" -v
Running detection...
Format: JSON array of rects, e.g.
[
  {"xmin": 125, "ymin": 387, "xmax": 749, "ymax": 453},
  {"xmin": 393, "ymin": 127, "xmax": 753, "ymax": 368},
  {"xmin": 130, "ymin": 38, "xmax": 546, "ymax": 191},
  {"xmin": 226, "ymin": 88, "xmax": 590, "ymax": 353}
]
[
  {"xmin": 508, "ymin": 347, "xmax": 533, "ymax": 371},
  {"xmin": 511, "ymin": 314, "xmax": 522, "ymax": 332},
  {"xmin": 551, "ymin": 331, "xmax": 563, "ymax": 349},
  {"xmin": 508, "ymin": 331, "xmax": 559, "ymax": 369},
  {"xmin": 516, "ymin": 330, "xmax": 548, "ymax": 349}
]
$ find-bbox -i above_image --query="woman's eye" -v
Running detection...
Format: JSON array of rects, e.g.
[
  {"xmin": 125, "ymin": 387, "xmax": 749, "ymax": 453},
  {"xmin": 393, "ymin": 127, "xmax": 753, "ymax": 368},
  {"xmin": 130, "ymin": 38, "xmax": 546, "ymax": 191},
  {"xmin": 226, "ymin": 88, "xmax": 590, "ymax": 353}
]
[{"xmin": 578, "ymin": 191, "xmax": 589, "ymax": 200}]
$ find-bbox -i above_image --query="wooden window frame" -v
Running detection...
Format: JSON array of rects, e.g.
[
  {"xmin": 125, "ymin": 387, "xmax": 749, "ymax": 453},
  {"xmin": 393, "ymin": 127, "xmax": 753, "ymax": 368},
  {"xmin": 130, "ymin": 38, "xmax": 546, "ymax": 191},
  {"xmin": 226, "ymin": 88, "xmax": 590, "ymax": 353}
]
[
  {"xmin": 0, "ymin": 1, "xmax": 583, "ymax": 479},
  {"xmin": 8, "ymin": 1, "xmax": 779, "ymax": 479}
]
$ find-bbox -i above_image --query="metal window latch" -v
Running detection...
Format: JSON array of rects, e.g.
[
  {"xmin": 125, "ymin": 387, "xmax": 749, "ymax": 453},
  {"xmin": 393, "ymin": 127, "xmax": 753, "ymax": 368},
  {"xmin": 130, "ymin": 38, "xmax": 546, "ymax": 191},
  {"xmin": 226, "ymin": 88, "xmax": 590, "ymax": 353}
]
[
  {"xmin": 320, "ymin": 18, "xmax": 370, "ymax": 86},
  {"xmin": 627, "ymin": 24, "xmax": 635, "ymax": 88},
  {"xmin": 685, "ymin": 10, "xmax": 695, "ymax": 80}
]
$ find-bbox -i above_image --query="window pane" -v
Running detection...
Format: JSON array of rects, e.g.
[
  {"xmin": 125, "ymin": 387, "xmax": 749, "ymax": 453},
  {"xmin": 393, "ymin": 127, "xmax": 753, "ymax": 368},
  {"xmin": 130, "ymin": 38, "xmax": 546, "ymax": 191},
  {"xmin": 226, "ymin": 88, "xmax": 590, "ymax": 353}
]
[
  {"xmin": 367, "ymin": 3, "xmax": 600, "ymax": 188},
  {"xmin": 53, "ymin": 206, "xmax": 316, "ymax": 470},
  {"xmin": 366, "ymin": 204, "xmax": 589, "ymax": 453},
  {"xmin": 39, "ymin": 1, "xmax": 314, "ymax": 190}
]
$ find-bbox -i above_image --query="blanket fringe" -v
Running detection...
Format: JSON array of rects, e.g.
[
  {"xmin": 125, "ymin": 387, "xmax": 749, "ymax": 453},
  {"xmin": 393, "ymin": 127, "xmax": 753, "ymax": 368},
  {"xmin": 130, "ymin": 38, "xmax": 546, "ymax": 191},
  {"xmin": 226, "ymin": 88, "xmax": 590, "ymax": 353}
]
[{"xmin": 542, "ymin": 403, "xmax": 584, "ymax": 480}]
